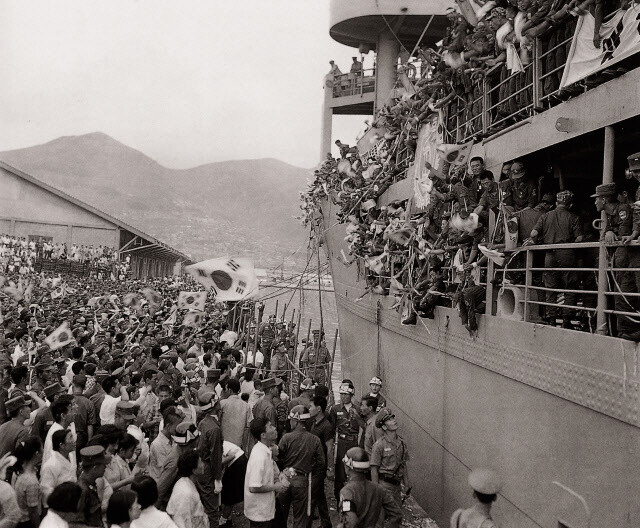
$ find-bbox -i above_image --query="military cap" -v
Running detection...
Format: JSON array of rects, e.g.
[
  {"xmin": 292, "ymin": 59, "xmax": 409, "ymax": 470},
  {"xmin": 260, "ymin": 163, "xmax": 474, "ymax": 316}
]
[
  {"xmin": 43, "ymin": 382, "xmax": 65, "ymax": 400},
  {"xmin": 486, "ymin": 6, "xmax": 506, "ymax": 19},
  {"xmin": 171, "ymin": 422, "xmax": 200, "ymax": 445},
  {"xmin": 185, "ymin": 371, "xmax": 200, "ymax": 384},
  {"xmin": 627, "ymin": 152, "xmax": 640, "ymax": 172},
  {"xmin": 160, "ymin": 351, "xmax": 179, "ymax": 360},
  {"xmin": 556, "ymin": 190, "xmax": 574, "ymax": 205},
  {"xmin": 206, "ymin": 368, "xmax": 221, "ymax": 380},
  {"xmin": 80, "ymin": 445, "xmax": 110, "ymax": 467},
  {"xmin": 115, "ymin": 401, "xmax": 136, "ymax": 420},
  {"xmin": 288, "ymin": 405, "xmax": 311, "ymax": 421},
  {"xmin": 375, "ymin": 407, "xmax": 395, "ymax": 428},
  {"xmin": 261, "ymin": 377, "xmax": 283, "ymax": 390},
  {"xmin": 111, "ymin": 367, "xmax": 124, "ymax": 378},
  {"xmin": 300, "ymin": 378, "xmax": 316, "ymax": 391},
  {"xmin": 198, "ymin": 390, "xmax": 219, "ymax": 411},
  {"xmin": 369, "ymin": 376, "xmax": 383, "ymax": 386},
  {"xmin": 5, "ymin": 395, "xmax": 32, "ymax": 414},
  {"xmin": 35, "ymin": 357, "xmax": 54, "ymax": 372},
  {"xmin": 95, "ymin": 370, "xmax": 110, "ymax": 382},
  {"xmin": 591, "ymin": 182, "xmax": 617, "ymax": 197},
  {"xmin": 72, "ymin": 374, "xmax": 87, "ymax": 387},
  {"xmin": 468, "ymin": 468, "xmax": 503, "ymax": 495}
]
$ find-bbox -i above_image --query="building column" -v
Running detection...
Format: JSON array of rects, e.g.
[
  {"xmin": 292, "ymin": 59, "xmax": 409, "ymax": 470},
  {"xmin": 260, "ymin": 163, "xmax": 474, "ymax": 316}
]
[
  {"xmin": 596, "ymin": 126, "xmax": 615, "ymax": 334},
  {"xmin": 66, "ymin": 225, "xmax": 73, "ymax": 252},
  {"xmin": 320, "ymin": 81, "xmax": 333, "ymax": 162},
  {"xmin": 10, "ymin": 219, "xmax": 16, "ymax": 236},
  {"xmin": 375, "ymin": 29, "xmax": 400, "ymax": 113}
]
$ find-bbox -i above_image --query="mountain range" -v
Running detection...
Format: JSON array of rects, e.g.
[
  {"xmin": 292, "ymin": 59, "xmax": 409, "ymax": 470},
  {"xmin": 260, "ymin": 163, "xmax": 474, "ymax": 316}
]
[{"xmin": 0, "ymin": 132, "xmax": 312, "ymax": 268}]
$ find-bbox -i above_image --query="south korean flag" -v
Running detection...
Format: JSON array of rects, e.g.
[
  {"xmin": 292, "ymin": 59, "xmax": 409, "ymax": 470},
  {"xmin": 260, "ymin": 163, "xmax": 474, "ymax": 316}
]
[
  {"xmin": 186, "ymin": 257, "xmax": 259, "ymax": 302},
  {"xmin": 177, "ymin": 291, "xmax": 206, "ymax": 311},
  {"xmin": 45, "ymin": 322, "xmax": 75, "ymax": 351},
  {"xmin": 183, "ymin": 310, "xmax": 204, "ymax": 328},
  {"xmin": 142, "ymin": 288, "xmax": 163, "ymax": 315}
]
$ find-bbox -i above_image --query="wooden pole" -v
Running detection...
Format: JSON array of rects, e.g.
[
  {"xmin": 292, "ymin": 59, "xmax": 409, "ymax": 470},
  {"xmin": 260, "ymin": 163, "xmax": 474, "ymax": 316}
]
[
  {"xmin": 274, "ymin": 300, "xmax": 279, "ymax": 321},
  {"xmin": 290, "ymin": 308, "xmax": 296, "ymax": 326},
  {"xmin": 327, "ymin": 329, "xmax": 339, "ymax": 403}
]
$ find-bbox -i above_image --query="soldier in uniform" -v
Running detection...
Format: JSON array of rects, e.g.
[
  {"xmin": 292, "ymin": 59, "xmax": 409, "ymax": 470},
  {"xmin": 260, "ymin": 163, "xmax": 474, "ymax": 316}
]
[
  {"xmin": 195, "ymin": 391, "xmax": 223, "ymax": 527},
  {"xmin": 530, "ymin": 191, "xmax": 583, "ymax": 327},
  {"xmin": 338, "ymin": 447, "xmax": 402, "ymax": 528},
  {"xmin": 502, "ymin": 160, "xmax": 537, "ymax": 212},
  {"xmin": 71, "ymin": 445, "xmax": 111, "ymax": 527},
  {"xmin": 277, "ymin": 405, "xmax": 324, "ymax": 528},
  {"xmin": 370, "ymin": 408, "xmax": 409, "ymax": 508},
  {"xmin": 366, "ymin": 377, "xmax": 386, "ymax": 411},
  {"xmin": 620, "ymin": 151, "xmax": 640, "ymax": 339},
  {"xmin": 258, "ymin": 315, "xmax": 277, "ymax": 370},
  {"xmin": 593, "ymin": 183, "xmax": 634, "ymax": 336},
  {"xmin": 300, "ymin": 330, "xmax": 330, "ymax": 386},
  {"xmin": 450, "ymin": 468, "xmax": 502, "ymax": 528},
  {"xmin": 330, "ymin": 380, "xmax": 363, "ymax": 500},
  {"xmin": 288, "ymin": 378, "xmax": 315, "ymax": 411}
]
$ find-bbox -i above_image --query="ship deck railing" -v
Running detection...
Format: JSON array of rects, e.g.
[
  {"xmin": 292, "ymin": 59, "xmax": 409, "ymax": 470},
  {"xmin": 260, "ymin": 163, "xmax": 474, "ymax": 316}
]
[
  {"xmin": 331, "ymin": 68, "xmax": 376, "ymax": 98},
  {"xmin": 445, "ymin": 31, "xmax": 579, "ymax": 143},
  {"xmin": 467, "ymin": 241, "xmax": 640, "ymax": 334}
]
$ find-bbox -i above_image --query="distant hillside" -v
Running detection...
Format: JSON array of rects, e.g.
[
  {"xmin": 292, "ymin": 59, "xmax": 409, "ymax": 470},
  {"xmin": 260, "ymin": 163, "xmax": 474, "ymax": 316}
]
[{"xmin": 0, "ymin": 132, "xmax": 311, "ymax": 268}]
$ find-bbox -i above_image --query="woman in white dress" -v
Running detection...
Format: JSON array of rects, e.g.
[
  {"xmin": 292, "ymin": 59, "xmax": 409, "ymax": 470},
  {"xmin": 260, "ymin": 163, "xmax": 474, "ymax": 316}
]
[{"xmin": 166, "ymin": 450, "xmax": 209, "ymax": 528}]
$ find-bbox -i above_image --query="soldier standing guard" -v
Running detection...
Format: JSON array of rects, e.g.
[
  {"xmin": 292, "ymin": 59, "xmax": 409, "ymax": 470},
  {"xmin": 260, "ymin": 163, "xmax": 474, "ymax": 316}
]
[
  {"xmin": 450, "ymin": 468, "xmax": 502, "ymax": 528},
  {"xmin": 370, "ymin": 408, "xmax": 409, "ymax": 509},
  {"xmin": 330, "ymin": 380, "xmax": 363, "ymax": 500},
  {"xmin": 593, "ymin": 183, "xmax": 634, "ymax": 336},
  {"xmin": 300, "ymin": 330, "xmax": 330, "ymax": 386},
  {"xmin": 277, "ymin": 405, "xmax": 325, "ymax": 528},
  {"xmin": 338, "ymin": 447, "xmax": 402, "ymax": 528},
  {"xmin": 366, "ymin": 377, "xmax": 386, "ymax": 411}
]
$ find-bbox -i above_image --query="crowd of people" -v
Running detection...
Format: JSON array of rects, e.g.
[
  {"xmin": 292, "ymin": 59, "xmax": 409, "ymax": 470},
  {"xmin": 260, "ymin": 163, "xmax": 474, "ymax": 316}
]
[
  {"xmin": 0, "ymin": 235, "xmax": 128, "ymax": 279},
  {"xmin": 301, "ymin": 138, "xmax": 640, "ymax": 340},
  {"xmin": 0, "ymin": 264, "xmax": 503, "ymax": 528},
  {"xmin": 327, "ymin": 0, "xmax": 632, "ymax": 140}
]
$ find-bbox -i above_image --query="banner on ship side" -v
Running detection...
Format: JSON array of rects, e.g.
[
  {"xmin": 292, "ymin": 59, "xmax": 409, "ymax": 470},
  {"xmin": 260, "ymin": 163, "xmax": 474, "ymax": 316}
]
[
  {"xmin": 357, "ymin": 126, "xmax": 387, "ymax": 160},
  {"xmin": 408, "ymin": 114, "xmax": 443, "ymax": 210},
  {"xmin": 560, "ymin": 5, "xmax": 640, "ymax": 89},
  {"xmin": 186, "ymin": 257, "xmax": 259, "ymax": 301}
]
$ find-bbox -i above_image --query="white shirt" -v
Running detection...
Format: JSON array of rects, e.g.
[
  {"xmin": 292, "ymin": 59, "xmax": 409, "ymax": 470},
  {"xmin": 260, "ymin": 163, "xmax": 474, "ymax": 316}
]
[
  {"xmin": 40, "ymin": 451, "xmax": 77, "ymax": 503},
  {"xmin": 223, "ymin": 441, "xmax": 244, "ymax": 466},
  {"xmin": 40, "ymin": 510, "xmax": 69, "ymax": 528},
  {"xmin": 99, "ymin": 394, "xmax": 121, "ymax": 424},
  {"xmin": 244, "ymin": 441, "xmax": 275, "ymax": 522},
  {"xmin": 166, "ymin": 477, "xmax": 209, "ymax": 528},
  {"xmin": 131, "ymin": 506, "xmax": 178, "ymax": 528},
  {"xmin": 43, "ymin": 423, "xmax": 77, "ymax": 467}
]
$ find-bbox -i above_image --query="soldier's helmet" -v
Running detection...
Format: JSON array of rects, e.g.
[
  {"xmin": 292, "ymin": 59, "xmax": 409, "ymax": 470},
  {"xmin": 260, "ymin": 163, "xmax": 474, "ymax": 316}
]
[
  {"xmin": 343, "ymin": 447, "xmax": 370, "ymax": 471},
  {"xmin": 288, "ymin": 404, "xmax": 311, "ymax": 421},
  {"xmin": 556, "ymin": 190, "xmax": 574, "ymax": 205}
]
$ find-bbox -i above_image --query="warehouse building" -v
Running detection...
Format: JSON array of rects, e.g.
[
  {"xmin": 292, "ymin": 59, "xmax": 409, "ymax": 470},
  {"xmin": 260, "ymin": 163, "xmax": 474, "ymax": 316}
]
[{"xmin": 0, "ymin": 160, "xmax": 190, "ymax": 277}]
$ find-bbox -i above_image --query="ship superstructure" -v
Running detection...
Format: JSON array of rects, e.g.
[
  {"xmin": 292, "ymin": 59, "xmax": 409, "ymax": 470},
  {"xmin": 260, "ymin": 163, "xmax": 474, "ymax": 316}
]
[{"xmin": 315, "ymin": 1, "xmax": 640, "ymax": 527}]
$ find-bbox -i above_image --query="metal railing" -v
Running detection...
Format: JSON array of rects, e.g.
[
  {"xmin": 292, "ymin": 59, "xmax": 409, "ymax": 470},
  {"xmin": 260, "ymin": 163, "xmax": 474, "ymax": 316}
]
[
  {"xmin": 446, "ymin": 28, "xmax": 577, "ymax": 142},
  {"xmin": 331, "ymin": 67, "xmax": 376, "ymax": 98},
  {"xmin": 484, "ymin": 241, "xmax": 640, "ymax": 335}
]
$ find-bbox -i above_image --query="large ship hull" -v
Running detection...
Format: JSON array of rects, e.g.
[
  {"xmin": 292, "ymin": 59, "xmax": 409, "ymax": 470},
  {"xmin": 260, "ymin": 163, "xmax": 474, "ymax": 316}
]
[{"xmin": 321, "ymin": 196, "xmax": 640, "ymax": 528}]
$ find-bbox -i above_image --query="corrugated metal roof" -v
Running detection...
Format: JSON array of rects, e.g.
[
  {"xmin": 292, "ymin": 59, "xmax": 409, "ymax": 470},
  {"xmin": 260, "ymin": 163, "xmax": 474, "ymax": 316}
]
[{"xmin": 0, "ymin": 159, "xmax": 191, "ymax": 263}]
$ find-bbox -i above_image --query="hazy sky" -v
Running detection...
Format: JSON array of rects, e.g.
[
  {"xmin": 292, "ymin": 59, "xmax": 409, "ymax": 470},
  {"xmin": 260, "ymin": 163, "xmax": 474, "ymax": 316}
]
[{"xmin": 0, "ymin": 1, "xmax": 371, "ymax": 169}]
